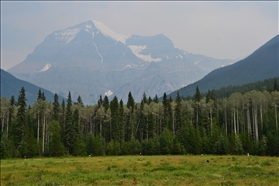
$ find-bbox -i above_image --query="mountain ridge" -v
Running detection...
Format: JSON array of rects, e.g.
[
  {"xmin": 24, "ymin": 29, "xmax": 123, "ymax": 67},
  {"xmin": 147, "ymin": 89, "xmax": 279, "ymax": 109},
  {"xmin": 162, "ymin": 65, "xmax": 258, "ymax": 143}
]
[
  {"xmin": 7, "ymin": 20, "xmax": 235, "ymax": 104},
  {"xmin": 167, "ymin": 34, "xmax": 279, "ymax": 99},
  {"xmin": 1, "ymin": 69, "xmax": 65, "ymax": 105}
]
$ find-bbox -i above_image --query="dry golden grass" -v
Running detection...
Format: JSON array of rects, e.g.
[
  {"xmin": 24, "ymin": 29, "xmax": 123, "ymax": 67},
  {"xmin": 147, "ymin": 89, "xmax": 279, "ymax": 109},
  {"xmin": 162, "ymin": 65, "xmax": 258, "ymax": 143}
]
[{"xmin": 1, "ymin": 155, "xmax": 279, "ymax": 185}]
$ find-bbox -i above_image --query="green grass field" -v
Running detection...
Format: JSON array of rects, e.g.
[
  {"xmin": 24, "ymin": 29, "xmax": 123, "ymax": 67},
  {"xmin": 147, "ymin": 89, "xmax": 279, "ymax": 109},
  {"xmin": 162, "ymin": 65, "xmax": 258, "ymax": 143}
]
[{"xmin": 1, "ymin": 155, "xmax": 279, "ymax": 186}]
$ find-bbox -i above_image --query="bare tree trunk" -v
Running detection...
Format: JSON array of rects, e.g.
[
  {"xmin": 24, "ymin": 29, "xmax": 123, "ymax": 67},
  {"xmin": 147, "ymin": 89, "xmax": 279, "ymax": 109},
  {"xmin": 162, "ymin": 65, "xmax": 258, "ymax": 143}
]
[
  {"xmin": 6, "ymin": 116, "xmax": 9, "ymax": 138},
  {"xmin": 236, "ymin": 107, "xmax": 239, "ymax": 134},
  {"xmin": 42, "ymin": 115, "xmax": 45, "ymax": 154},
  {"xmin": 233, "ymin": 108, "xmax": 237, "ymax": 134},
  {"xmin": 225, "ymin": 104, "xmax": 227, "ymax": 136},
  {"xmin": 254, "ymin": 105, "xmax": 258, "ymax": 141},
  {"xmin": 37, "ymin": 115, "xmax": 40, "ymax": 142},
  {"xmin": 260, "ymin": 104, "xmax": 263, "ymax": 130},
  {"xmin": 172, "ymin": 111, "xmax": 175, "ymax": 136},
  {"xmin": 210, "ymin": 108, "xmax": 213, "ymax": 136},
  {"xmin": 275, "ymin": 104, "xmax": 278, "ymax": 135},
  {"xmin": 2, "ymin": 115, "xmax": 5, "ymax": 132},
  {"xmin": 247, "ymin": 107, "xmax": 251, "ymax": 136}
]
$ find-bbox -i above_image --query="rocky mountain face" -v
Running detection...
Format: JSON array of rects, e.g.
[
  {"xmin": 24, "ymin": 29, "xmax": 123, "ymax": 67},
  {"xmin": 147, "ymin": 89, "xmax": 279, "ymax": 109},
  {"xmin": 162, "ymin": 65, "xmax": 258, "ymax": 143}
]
[
  {"xmin": 8, "ymin": 20, "xmax": 234, "ymax": 104},
  {"xmin": 167, "ymin": 34, "xmax": 279, "ymax": 99}
]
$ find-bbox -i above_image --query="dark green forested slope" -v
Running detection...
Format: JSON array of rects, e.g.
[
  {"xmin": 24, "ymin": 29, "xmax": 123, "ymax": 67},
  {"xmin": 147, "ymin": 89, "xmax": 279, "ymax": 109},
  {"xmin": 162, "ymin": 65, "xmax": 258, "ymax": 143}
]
[
  {"xmin": 0, "ymin": 69, "xmax": 64, "ymax": 105},
  {"xmin": 168, "ymin": 34, "xmax": 279, "ymax": 99},
  {"xmin": 182, "ymin": 77, "xmax": 279, "ymax": 100}
]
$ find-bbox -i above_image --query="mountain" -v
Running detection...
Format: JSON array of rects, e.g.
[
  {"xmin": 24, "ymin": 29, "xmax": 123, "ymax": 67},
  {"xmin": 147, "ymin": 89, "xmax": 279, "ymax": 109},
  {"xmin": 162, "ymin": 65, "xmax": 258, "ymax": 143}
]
[
  {"xmin": 8, "ymin": 20, "xmax": 234, "ymax": 104},
  {"xmin": 0, "ymin": 69, "xmax": 65, "ymax": 105},
  {"xmin": 167, "ymin": 34, "xmax": 279, "ymax": 99}
]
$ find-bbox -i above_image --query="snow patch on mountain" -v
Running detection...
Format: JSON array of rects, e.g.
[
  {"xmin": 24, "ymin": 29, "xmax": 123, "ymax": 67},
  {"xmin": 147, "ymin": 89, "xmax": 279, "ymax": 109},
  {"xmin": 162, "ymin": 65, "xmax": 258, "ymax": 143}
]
[
  {"xmin": 128, "ymin": 45, "xmax": 162, "ymax": 62},
  {"xmin": 54, "ymin": 28, "xmax": 81, "ymax": 44},
  {"xmin": 39, "ymin": 63, "xmax": 51, "ymax": 72},
  {"xmin": 105, "ymin": 90, "xmax": 113, "ymax": 97},
  {"xmin": 92, "ymin": 20, "xmax": 129, "ymax": 44},
  {"xmin": 94, "ymin": 43, "xmax": 103, "ymax": 63}
]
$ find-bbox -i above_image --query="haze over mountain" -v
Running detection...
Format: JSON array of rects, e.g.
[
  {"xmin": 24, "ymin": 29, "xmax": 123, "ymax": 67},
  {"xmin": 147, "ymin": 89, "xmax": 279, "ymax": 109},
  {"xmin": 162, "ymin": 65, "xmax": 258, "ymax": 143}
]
[
  {"xmin": 8, "ymin": 20, "xmax": 234, "ymax": 104},
  {"xmin": 1, "ymin": 69, "xmax": 65, "ymax": 105},
  {"xmin": 167, "ymin": 34, "xmax": 279, "ymax": 99}
]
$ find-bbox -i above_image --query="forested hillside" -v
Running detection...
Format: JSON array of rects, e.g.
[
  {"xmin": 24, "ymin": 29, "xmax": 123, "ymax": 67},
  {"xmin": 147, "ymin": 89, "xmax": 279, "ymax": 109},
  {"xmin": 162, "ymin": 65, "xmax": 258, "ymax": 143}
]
[
  {"xmin": 1, "ymin": 82, "xmax": 279, "ymax": 158},
  {"xmin": 168, "ymin": 34, "xmax": 279, "ymax": 99}
]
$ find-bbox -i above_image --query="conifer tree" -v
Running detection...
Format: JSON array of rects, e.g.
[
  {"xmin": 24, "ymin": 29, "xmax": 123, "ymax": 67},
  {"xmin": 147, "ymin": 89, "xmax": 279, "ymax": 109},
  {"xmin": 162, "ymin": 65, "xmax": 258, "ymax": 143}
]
[
  {"xmin": 142, "ymin": 93, "xmax": 148, "ymax": 104},
  {"xmin": 127, "ymin": 92, "xmax": 135, "ymax": 113},
  {"xmin": 194, "ymin": 86, "xmax": 201, "ymax": 128},
  {"xmin": 53, "ymin": 93, "xmax": 60, "ymax": 121},
  {"xmin": 42, "ymin": 92, "xmax": 46, "ymax": 101},
  {"xmin": 76, "ymin": 95, "xmax": 84, "ymax": 107},
  {"xmin": 64, "ymin": 92, "xmax": 73, "ymax": 154},
  {"xmin": 14, "ymin": 87, "xmax": 27, "ymax": 154},
  {"xmin": 119, "ymin": 100, "xmax": 125, "ymax": 143},
  {"xmin": 274, "ymin": 79, "xmax": 279, "ymax": 91},
  {"xmin": 162, "ymin": 93, "xmax": 169, "ymax": 130},
  {"xmin": 37, "ymin": 89, "xmax": 42, "ymax": 100},
  {"xmin": 174, "ymin": 92, "xmax": 182, "ymax": 134},
  {"xmin": 153, "ymin": 95, "xmax": 159, "ymax": 103},
  {"xmin": 110, "ymin": 96, "xmax": 119, "ymax": 142},
  {"xmin": 103, "ymin": 95, "xmax": 110, "ymax": 111}
]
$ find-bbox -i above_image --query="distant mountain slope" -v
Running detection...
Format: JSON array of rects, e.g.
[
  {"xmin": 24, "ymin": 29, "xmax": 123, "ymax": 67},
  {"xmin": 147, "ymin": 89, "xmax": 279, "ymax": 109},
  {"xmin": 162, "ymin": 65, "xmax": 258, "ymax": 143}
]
[
  {"xmin": 167, "ymin": 34, "xmax": 279, "ymax": 99},
  {"xmin": 0, "ymin": 69, "xmax": 64, "ymax": 105},
  {"xmin": 7, "ymin": 20, "xmax": 234, "ymax": 104}
]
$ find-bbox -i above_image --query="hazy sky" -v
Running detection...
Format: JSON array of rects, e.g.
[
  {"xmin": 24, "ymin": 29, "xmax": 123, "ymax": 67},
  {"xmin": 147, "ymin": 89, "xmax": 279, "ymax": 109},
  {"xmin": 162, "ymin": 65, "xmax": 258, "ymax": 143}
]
[{"xmin": 1, "ymin": 1, "xmax": 278, "ymax": 70}]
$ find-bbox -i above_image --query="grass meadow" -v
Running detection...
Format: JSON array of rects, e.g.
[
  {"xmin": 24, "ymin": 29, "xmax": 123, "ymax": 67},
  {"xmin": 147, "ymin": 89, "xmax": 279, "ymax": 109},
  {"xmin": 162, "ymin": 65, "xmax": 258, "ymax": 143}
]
[{"xmin": 1, "ymin": 155, "xmax": 279, "ymax": 186}]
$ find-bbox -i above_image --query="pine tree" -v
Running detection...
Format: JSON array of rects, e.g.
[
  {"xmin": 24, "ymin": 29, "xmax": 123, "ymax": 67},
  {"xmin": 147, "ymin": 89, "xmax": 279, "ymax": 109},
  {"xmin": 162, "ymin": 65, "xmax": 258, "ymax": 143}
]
[
  {"xmin": 127, "ymin": 92, "xmax": 135, "ymax": 113},
  {"xmin": 194, "ymin": 86, "xmax": 201, "ymax": 128},
  {"xmin": 103, "ymin": 96, "xmax": 110, "ymax": 112},
  {"xmin": 64, "ymin": 92, "xmax": 73, "ymax": 154},
  {"xmin": 174, "ymin": 92, "xmax": 182, "ymax": 134},
  {"xmin": 110, "ymin": 96, "xmax": 119, "ymax": 142},
  {"xmin": 42, "ymin": 92, "xmax": 46, "ymax": 101},
  {"xmin": 274, "ymin": 79, "xmax": 279, "ymax": 91},
  {"xmin": 153, "ymin": 95, "xmax": 159, "ymax": 103},
  {"xmin": 53, "ymin": 93, "xmax": 60, "ymax": 121},
  {"xmin": 76, "ymin": 95, "xmax": 84, "ymax": 107},
  {"xmin": 162, "ymin": 93, "xmax": 169, "ymax": 130},
  {"xmin": 37, "ymin": 89, "xmax": 42, "ymax": 100},
  {"xmin": 119, "ymin": 100, "xmax": 125, "ymax": 143},
  {"xmin": 98, "ymin": 95, "xmax": 103, "ymax": 108},
  {"xmin": 142, "ymin": 93, "xmax": 148, "ymax": 104},
  {"xmin": 14, "ymin": 87, "xmax": 27, "ymax": 154}
]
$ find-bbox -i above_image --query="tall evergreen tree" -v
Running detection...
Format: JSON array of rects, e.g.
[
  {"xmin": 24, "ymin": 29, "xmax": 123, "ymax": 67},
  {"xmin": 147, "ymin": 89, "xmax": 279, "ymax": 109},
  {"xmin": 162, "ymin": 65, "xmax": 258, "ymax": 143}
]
[
  {"xmin": 14, "ymin": 87, "xmax": 27, "ymax": 154},
  {"xmin": 103, "ymin": 96, "xmax": 110, "ymax": 112},
  {"xmin": 119, "ymin": 100, "xmax": 125, "ymax": 143},
  {"xmin": 127, "ymin": 92, "xmax": 135, "ymax": 113},
  {"xmin": 64, "ymin": 92, "xmax": 73, "ymax": 154},
  {"xmin": 76, "ymin": 95, "xmax": 84, "ymax": 107},
  {"xmin": 110, "ymin": 96, "xmax": 119, "ymax": 142},
  {"xmin": 274, "ymin": 79, "xmax": 279, "ymax": 91},
  {"xmin": 194, "ymin": 86, "xmax": 201, "ymax": 128},
  {"xmin": 174, "ymin": 92, "xmax": 182, "ymax": 134},
  {"xmin": 53, "ymin": 93, "xmax": 60, "ymax": 121},
  {"xmin": 162, "ymin": 93, "xmax": 169, "ymax": 130},
  {"xmin": 98, "ymin": 95, "xmax": 103, "ymax": 108},
  {"xmin": 37, "ymin": 89, "xmax": 42, "ymax": 100},
  {"xmin": 153, "ymin": 95, "xmax": 159, "ymax": 103}
]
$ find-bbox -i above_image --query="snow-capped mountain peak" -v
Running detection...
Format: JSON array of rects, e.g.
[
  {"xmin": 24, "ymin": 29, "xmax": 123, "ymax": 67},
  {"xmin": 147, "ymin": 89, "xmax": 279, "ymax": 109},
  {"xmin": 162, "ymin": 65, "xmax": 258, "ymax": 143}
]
[{"xmin": 91, "ymin": 20, "xmax": 129, "ymax": 44}]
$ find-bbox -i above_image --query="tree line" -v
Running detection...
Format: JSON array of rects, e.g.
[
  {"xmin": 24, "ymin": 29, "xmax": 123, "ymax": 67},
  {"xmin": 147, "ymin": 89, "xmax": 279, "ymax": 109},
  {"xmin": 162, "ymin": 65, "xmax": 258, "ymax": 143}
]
[{"xmin": 1, "ymin": 80, "xmax": 279, "ymax": 158}]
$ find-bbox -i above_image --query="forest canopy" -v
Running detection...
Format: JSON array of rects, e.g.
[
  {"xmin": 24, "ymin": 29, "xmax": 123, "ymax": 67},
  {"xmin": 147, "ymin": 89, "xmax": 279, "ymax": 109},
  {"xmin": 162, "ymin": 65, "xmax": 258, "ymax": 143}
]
[{"xmin": 1, "ymin": 78, "xmax": 279, "ymax": 158}]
